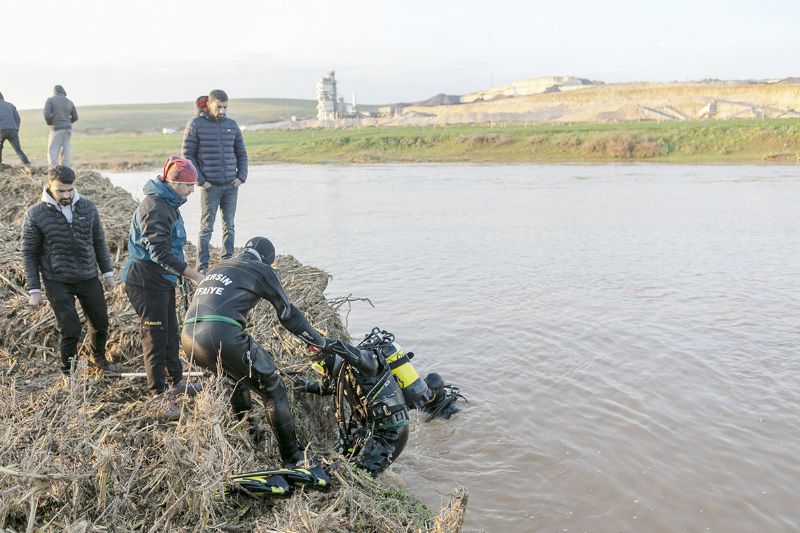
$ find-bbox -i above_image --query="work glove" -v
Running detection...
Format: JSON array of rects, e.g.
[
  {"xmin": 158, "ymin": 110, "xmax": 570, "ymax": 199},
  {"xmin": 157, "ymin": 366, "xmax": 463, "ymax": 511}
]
[
  {"xmin": 293, "ymin": 378, "xmax": 332, "ymax": 395},
  {"xmin": 307, "ymin": 338, "xmax": 336, "ymax": 376},
  {"xmin": 293, "ymin": 379, "xmax": 321, "ymax": 393}
]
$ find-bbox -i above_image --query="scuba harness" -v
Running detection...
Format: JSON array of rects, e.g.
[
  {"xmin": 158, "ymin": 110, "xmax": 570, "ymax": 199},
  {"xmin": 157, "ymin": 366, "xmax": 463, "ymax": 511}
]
[
  {"xmin": 311, "ymin": 327, "xmax": 466, "ymax": 459},
  {"xmin": 358, "ymin": 328, "xmax": 433, "ymax": 409},
  {"xmin": 330, "ymin": 338, "xmax": 409, "ymax": 460},
  {"xmin": 228, "ymin": 327, "xmax": 467, "ymax": 496}
]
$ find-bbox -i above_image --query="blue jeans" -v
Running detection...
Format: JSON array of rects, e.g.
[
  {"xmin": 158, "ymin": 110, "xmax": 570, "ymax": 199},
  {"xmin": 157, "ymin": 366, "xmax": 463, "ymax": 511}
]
[{"xmin": 198, "ymin": 183, "xmax": 238, "ymax": 268}]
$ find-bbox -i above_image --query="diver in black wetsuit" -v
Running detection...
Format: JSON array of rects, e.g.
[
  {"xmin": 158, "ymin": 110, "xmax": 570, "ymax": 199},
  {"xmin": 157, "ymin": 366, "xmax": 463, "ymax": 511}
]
[
  {"xmin": 180, "ymin": 236, "xmax": 325, "ymax": 465},
  {"xmin": 297, "ymin": 341, "xmax": 411, "ymax": 476},
  {"xmin": 296, "ymin": 329, "xmax": 465, "ymax": 476},
  {"xmin": 180, "ymin": 236, "xmax": 381, "ymax": 467}
]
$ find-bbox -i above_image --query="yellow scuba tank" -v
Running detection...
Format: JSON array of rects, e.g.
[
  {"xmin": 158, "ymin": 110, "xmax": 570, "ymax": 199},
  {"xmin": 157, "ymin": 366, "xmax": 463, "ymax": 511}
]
[{"xmin": 381, "ymin": 341, "xmax": 433, "ymax": 409}]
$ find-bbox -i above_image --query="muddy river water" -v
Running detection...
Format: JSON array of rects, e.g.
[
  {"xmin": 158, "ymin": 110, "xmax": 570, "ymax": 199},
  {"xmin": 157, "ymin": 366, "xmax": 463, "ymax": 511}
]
[{"xmin": 107, "ymin": 163, "xmax": 800, "ymax": 532}]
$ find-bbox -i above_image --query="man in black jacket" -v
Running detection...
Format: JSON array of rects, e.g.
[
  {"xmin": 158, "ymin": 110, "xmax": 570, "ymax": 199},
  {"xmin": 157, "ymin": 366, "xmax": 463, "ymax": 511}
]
[
  {"xmin": 181, "ymin": 89, "xmax": 248, "ymax": 273},
  {"xmin": 121, "ymin": 156, "xmax": 205, "ymax": 419},
  {"xmin": 21, "ymin": 166, "xmax": 124, "ymax": 376}
]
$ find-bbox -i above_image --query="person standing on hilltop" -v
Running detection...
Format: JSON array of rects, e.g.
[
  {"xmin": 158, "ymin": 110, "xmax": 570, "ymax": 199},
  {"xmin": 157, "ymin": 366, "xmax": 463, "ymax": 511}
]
[
  {"xmin": 0, "ymin": 92, "xmax": 33, "ymax": 174},
  {"xmin": 21, "ymin": 166, "xmax": 125, "ymax": 377},
  {"xmin": 181, "ymin": 89, "xmax": 248, "ymax": 274},
  {"xmin": 43, "ymin": 85, "xmax": 78, "ymax": 168},
  {"xmin": 120, "ymin": 156, "xmax": 205, "ymax": 420}
]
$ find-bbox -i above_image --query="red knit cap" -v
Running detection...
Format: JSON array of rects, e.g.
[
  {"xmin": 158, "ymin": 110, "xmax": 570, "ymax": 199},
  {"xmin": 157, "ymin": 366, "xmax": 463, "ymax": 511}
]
[{"xmin": 162, "ymin": 155, "xmax": 198, "ymax": 183}]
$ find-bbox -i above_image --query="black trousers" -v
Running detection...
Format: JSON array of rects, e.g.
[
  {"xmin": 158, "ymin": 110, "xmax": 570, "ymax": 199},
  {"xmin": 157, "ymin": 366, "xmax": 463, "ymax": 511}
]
[
  {"xmin": 0, "ymin": 129, "xmax": 31, "ymax": 165},
  {"xmin": 43, "ymin": 277, "xmax": 109, "ymax": 375},
  {"xmin": 181, "ymin": 322, "xmax": 303, "ymax": 464},
  {"xmin": 125, "ymin": 284, "xmax": 183, "ymax": 393}
]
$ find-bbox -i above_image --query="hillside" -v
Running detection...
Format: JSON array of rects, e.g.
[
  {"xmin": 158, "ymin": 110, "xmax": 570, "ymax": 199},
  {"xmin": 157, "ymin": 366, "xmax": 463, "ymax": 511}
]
[
  {"xmin": 18, "ymin": 98, "xmax": 319, "ymax": 137},
  {"xmin": 16, "ymin": 80, "xmax": 800, "ymax": 139},
  {"xmin": 7, "ymin": 78, "xmax": 800, "ymax": 167},
  {"xmin": 388, "ymin": 80, "xmax": 800, "ymax": 126}
]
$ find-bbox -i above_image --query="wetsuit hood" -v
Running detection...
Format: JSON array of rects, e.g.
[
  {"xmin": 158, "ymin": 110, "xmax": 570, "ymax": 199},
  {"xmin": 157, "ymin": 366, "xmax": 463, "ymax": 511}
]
[{"xmin": 241, "ymin": 236, "xmax": 275, "ymax": 265}]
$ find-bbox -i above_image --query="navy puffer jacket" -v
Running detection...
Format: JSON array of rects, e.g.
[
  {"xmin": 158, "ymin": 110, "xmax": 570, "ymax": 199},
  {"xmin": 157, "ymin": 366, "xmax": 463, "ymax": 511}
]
[
  {"xmin": 181, "ymin": 112, "xmax": 248, "ymax": 186},
  {"xmin": 21, "ymin": 194, "xmax": 113, "ymax": 291},
  {"xmin": 0, "ymin": 100, "xmax": 21, "ymax": 130}
]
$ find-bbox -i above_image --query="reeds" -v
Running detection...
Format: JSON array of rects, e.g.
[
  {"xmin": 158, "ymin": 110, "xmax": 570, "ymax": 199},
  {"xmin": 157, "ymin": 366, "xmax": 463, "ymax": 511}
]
[{"xmin": 0, "ymin": 167, "xmax": 467, "ymax": 532}]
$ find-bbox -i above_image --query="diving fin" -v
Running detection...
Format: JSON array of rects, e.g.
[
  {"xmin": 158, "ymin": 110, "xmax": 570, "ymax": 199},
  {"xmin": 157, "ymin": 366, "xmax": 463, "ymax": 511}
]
[
  {"xmin": 232, "ymin": 464, "xmax": 331, "ymax": 489},
  {"xmin": 286, "ymin": 464, "xmax": 331, "ymax": 488},
  {"xmin": 227, "ymin": 471, "xmax": 292, "ymax": 498}
]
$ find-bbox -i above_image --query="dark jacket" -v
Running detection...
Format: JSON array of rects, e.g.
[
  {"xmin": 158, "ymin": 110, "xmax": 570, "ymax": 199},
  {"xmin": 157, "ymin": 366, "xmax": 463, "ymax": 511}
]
[
  {"xmin": 181, "ymin": 112, "xmax": 247, "ymax": 186},
  {"xmin": 21, "ymin": 190, "xmax": 113, "ymax": 291},
  {"xmin": 121, "ymin": 179, "xmax": 188, "ymax": 289},
  {"xmin": 43, "ymin": 89, "xmax": 78, "ymax": 131},
  {"xmin": 185, "ymin": 254, "xmax": 323, "ymax": 346},
  {"xmin": 0, "ymin": 100, "xmax": 21, "ymax": 130}
]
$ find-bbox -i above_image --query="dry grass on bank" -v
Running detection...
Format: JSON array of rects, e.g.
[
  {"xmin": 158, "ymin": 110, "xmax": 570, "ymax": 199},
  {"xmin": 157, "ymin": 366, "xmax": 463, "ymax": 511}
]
[{"xmin": 0, "ymin": 165, "xmax": 467, "ymax": 532}]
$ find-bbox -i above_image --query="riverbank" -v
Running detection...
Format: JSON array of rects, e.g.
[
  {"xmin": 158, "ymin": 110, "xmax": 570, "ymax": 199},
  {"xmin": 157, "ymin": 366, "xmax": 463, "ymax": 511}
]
[
  {"xmin": 0, "ymin": 168, "xmax": 467, "ymax": 531},
  {"xmin": 13, "ymin": 119, "xmax": 800, "ymax": 170}
]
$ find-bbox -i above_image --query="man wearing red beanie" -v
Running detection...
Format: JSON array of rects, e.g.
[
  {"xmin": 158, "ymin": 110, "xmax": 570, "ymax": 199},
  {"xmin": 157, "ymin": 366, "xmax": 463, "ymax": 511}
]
[{"xmin": 121, "ymin": 156, "xmax": 205, "ymax": 419}]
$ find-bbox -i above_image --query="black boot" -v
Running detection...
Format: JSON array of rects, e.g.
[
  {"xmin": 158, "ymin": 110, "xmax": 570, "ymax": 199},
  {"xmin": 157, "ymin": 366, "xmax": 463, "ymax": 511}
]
[{"xmin": 93, "ymin": 357, "xmax": 126, "ymax": 376}]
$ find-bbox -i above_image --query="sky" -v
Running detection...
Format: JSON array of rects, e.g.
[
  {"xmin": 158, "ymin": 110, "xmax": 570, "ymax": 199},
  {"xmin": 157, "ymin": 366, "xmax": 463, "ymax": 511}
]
[{"xmin": 2, "ymin": 0, "xmax": 799, "ymax": 110}]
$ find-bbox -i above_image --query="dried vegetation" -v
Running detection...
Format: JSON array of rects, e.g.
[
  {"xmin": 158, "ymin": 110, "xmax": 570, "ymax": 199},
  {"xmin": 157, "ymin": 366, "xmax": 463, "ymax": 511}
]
[{"xmin": 0, "ymin": 165, "xmax": 466, "ymax": 532}]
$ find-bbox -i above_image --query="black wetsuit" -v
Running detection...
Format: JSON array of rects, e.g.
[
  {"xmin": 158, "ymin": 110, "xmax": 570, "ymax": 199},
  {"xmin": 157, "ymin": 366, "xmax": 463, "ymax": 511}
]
[
  {"xmin": 299, "ymin": 343, "xmax": 410, "ymax": 476},
  {"xmin": 180, "ymin": 254, "xmax": 324, "ymax": 465}
]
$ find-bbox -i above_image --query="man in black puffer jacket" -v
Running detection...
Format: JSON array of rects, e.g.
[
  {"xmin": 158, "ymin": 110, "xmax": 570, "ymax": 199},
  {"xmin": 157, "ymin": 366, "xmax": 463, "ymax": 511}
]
[
  {"xmin": 181, "ymin": 89, "xmax": 248, "ymax": 273},
  {"xmin": 21, "ymin": 166, "xmax": 124, "ymax": 376}
]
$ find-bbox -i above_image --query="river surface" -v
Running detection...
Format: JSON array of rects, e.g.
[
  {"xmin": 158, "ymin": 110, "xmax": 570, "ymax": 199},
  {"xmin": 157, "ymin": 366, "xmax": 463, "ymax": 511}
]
[{"xmin": 106, "ymin": 163, "xmax": 800, "ymax": 532}]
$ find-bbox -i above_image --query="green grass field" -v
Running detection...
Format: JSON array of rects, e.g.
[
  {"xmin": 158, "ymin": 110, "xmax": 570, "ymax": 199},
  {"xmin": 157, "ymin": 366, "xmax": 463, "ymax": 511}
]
[
  {"xmin": 13, "ymin": 102, "xmax": 800, "ymax": 168},
  {"xmin": 17, "ymin": 98, "xmax": 318, "ymax": 137},
  {"xmin": 240, "ymin": 120, "xmax": 800, "ymax": 164}
]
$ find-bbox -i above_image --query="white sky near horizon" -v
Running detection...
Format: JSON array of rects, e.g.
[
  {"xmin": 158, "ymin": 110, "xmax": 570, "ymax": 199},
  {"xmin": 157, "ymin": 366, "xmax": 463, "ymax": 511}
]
[{"xmin": 2, "ymin": 0, "xmax": 799, "ymax": 110}]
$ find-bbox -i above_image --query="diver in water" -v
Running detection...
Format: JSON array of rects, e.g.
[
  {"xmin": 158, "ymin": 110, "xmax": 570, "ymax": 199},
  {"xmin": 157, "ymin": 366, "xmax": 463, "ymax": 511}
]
[
  {"xmin": 295, "ymin": 328, "xmax": 465, "ymax": 476},
  {"xmin": 302, "ymin": 338, "xmax": 410, "ymax": 476}
]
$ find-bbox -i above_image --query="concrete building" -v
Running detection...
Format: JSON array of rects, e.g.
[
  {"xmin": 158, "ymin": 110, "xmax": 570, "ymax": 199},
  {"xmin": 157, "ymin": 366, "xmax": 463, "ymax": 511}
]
[{"xmin": 316, "ymin": 71, "xmax": 338, "ymax": 121}]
